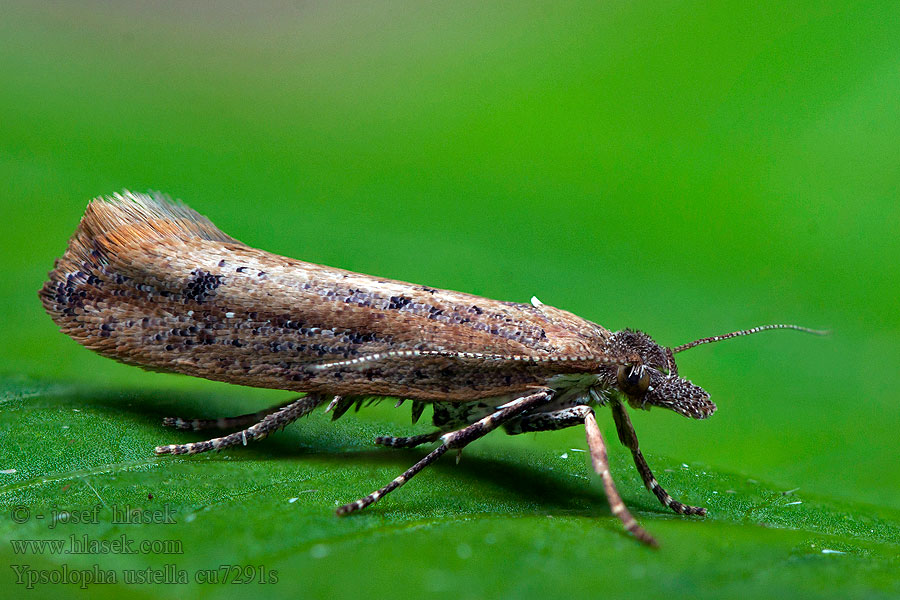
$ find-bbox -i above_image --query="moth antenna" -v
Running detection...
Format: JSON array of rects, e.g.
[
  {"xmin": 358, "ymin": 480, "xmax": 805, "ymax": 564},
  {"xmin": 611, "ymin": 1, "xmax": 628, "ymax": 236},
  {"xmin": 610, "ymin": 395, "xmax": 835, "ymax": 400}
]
[{"xmin": 671, "ymin": 323, "xmax": 829, "ymax": 354}]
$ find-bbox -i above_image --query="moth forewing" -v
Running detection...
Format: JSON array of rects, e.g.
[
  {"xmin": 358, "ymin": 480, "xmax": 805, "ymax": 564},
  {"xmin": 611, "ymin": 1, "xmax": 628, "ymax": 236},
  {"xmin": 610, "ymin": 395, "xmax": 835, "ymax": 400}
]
[
  {"xmin": 42, "ymin": 193, "xmax": 618, "ymax": 401},
  {"xmin": 40, "ymin": 191, "xmax": 824, "ymax": 548}
]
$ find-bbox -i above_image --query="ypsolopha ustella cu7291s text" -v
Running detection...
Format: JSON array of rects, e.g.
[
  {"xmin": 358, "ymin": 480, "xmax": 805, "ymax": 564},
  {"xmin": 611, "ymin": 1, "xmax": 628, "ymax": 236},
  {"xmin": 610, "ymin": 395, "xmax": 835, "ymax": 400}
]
[{"xmin": 39, "ymin": 191, "xmax": 826, "ymax": 547}]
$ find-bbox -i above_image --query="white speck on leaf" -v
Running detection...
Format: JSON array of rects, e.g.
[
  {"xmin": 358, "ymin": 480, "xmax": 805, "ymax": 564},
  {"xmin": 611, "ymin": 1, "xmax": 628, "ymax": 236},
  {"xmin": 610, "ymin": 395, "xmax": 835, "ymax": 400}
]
[
  {"xmin": 0, "ymin": 469, "xmax": 16, "ymax": 475},
  {"xmin": 821, "ymin": 549, "xmax": 845, "ymax": 555},
  {"xmin": 560, "ymin": 453, "xmax": 568, "ymax": 459}
]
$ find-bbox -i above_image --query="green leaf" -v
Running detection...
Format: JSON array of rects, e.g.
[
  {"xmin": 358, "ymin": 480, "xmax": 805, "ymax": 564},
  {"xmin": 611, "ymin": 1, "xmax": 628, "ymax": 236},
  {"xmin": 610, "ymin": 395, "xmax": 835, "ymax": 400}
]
[
  {"xmin": 3, "ymin": 1, "xmax": 900, "ymax": 597},
  {"xmin": 2, "ymin": 376, "xmax": 898, "ymax": 599}
]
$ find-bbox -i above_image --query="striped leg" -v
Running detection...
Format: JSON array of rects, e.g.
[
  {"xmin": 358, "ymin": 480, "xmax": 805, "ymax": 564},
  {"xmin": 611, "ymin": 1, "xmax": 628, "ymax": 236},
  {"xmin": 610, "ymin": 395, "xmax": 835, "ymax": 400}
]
[
  {"xmin": 504, "ymin": 405, "xmax": 658, "ymax": 546},
  {"xmin": 162, "ymin": 398, "xmax": 298, "ymax": 431},
  {"xmin": 584, "ymin": 409, "xmax": 658, "ymax": 547},
  {"xmin": 336, "ymin": 389, "xmax": 553, "ymax": 516},
  {"xmin": 504, "ymin": 406, "xmax": 591, "ymax": 434},
  {"xmin": 610, "ymin": 401, "xmax": 706, "ymax": 516},
  {"xmin": 154, "ymin": 394, "xmax": 326, "ymax": 456},
  {"xmin": 375, "ymin": 431, "xmax": 442, "ymax": 448}
]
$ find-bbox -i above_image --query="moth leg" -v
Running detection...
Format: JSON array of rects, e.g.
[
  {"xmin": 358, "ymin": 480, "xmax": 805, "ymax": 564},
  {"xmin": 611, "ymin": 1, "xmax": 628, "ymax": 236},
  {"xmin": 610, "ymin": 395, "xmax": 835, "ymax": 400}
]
[
  {"xmin": 504, "ymin": 406, "xmax": 591, "ymax": 434},
  {"xmin": 610, "ymin": 400, "xmax": 706, "ymax": 516},
  {"xmin": 154, "ymin": 394, "xmax": 325, "ymax": 456},
  {"xmin": 508, "ymin": 405, "xmax": 658, "ymax": 547},
  {"xmin": 583, "ymin": 408, "xmax": 659, "ymax": 547},
  {"xmin": 336, "ymin": 389, "xmax": 553, "ymax": 515},
  {"xmin": 374, "ymin": 431, "xmax": 442, "ymax": 448},
  {"xmin": 161, "ymin": 398, "xmax": 299, "ymax": 431}
]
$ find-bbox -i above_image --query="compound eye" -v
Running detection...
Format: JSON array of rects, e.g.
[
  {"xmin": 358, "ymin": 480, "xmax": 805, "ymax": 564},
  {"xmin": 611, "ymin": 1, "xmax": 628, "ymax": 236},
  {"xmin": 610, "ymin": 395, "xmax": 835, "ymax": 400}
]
[{"xmin": 617, "ymin": 365, "xmax": 650, "ymax": 396}]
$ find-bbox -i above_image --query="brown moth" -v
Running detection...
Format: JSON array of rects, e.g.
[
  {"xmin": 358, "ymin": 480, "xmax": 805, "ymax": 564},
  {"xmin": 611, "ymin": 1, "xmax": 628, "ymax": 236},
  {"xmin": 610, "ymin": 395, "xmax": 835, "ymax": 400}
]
[{"xmin": 39, "ymin": 191, "xmax": 824, "ymax": 547}]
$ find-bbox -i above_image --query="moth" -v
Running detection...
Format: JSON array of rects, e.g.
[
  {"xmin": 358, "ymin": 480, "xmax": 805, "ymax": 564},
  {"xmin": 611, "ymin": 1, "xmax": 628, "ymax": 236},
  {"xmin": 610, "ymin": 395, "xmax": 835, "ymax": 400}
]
[{"xmin": 40, "ymin": 191, "xmax": 824, "ymax": 546}]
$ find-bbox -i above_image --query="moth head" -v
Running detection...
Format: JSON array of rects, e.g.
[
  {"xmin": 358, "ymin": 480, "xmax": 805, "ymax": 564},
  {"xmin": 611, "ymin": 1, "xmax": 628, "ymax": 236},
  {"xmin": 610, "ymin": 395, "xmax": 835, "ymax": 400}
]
[
  {"xmin": 605, "ymin": 324, "xmax": 827, "ymax": 420},
  {"xmin": 606, "ymin": 329, "xmax": 715, "ymax": 419}
]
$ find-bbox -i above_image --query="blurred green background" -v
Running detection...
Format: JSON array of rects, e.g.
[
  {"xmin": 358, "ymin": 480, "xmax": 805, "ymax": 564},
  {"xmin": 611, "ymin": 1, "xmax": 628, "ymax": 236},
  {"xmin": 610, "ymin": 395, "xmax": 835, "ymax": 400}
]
[{"xmin": 2, "ymin": 2, "xmax": 898, "ymax": 598}]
